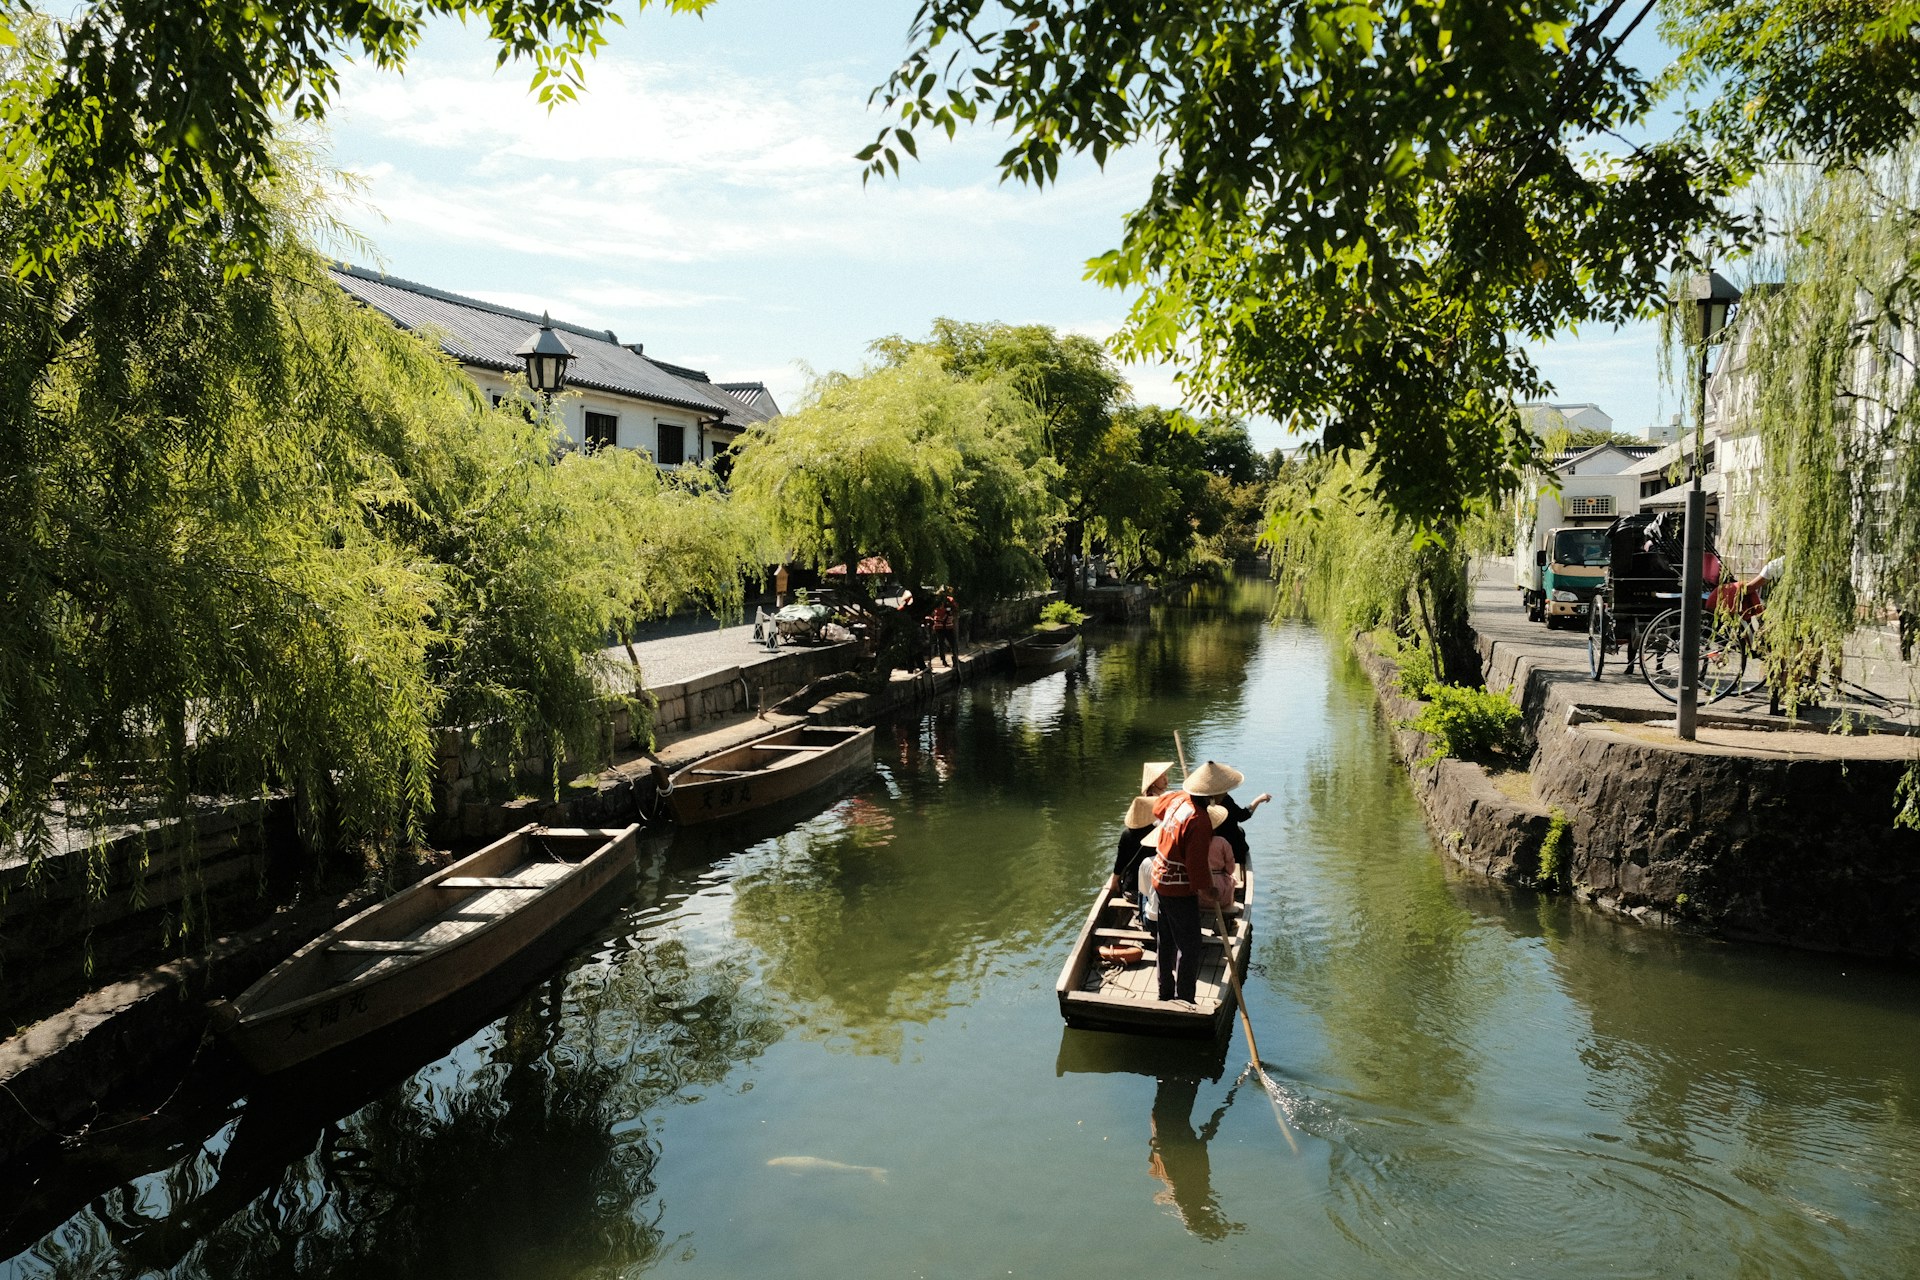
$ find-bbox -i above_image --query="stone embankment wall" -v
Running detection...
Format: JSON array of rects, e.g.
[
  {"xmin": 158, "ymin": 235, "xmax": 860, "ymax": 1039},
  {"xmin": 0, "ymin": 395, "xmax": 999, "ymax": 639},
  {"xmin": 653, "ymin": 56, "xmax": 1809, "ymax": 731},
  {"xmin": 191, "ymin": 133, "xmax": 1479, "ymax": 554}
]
[
  {"xmin": 1361, "ymin": 630, "xmax": 1920, "ymax": 962},
  {"xmin": 1352, "ymin": 640, "xmax": 1556, "ymax": 884}
]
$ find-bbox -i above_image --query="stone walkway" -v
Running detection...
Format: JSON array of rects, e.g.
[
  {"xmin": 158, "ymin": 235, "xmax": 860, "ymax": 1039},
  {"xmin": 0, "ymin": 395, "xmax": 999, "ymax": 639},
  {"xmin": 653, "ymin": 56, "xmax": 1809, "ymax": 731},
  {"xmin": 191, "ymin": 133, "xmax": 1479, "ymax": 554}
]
[{"xmin": 600, "ymin": 619, "xmax": 783, "ymax": 690}]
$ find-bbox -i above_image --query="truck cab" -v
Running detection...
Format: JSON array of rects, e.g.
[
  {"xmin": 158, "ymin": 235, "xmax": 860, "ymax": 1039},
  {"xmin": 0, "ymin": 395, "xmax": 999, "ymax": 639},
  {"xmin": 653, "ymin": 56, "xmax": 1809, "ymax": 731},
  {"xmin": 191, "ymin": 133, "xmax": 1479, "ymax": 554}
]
[{"xmin": 1532, "ymin": 527, "xmax": 1610, "ymax": 627}]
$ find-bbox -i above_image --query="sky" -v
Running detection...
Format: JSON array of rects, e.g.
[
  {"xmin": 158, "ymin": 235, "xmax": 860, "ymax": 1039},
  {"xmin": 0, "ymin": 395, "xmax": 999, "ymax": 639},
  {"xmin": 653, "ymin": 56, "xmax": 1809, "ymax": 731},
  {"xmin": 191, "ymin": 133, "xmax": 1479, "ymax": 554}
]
[{"xmin": 322, "ymin": 2, "xmax": 1697, "ymax": 451}]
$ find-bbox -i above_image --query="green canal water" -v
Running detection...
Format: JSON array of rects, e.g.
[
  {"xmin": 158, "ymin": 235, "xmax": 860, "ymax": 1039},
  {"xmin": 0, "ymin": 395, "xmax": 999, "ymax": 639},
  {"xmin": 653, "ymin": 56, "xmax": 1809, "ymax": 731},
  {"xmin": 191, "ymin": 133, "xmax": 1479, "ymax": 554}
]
[{"xmin": 7, "ymin": 582, "xmax": 1920, "ymax": 1278}]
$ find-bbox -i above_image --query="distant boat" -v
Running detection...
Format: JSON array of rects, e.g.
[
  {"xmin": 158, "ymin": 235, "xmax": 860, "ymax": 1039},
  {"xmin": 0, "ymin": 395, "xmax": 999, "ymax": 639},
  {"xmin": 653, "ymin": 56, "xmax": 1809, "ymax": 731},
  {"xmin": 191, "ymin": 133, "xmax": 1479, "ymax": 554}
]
[
  {"xmin": 1011, "ymin": 628, "xmax": 1082, "ymax": 668},
  {"xmin": 1055, "ymin": 864, "xmax": 1252, "ymax": 1039},
  {"xmin": 666, "ymin": 723, "xmax": 875, "ymax": 825},
  {"xmin": 211, "ymin": 824, "xmax": 639, "ymax": 1074}
]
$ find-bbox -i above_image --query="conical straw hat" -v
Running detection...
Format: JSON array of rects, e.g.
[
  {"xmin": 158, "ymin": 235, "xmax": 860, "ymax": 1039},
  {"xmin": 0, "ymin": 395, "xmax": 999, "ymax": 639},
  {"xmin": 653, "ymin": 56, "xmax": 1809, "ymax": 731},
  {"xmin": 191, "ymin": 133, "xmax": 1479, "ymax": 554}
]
[
  {"xmin": 1141, "ymin": 761, "xmax": 1174, "ymax": 792},
  {"xmin": 1126, "ymin": 795, "xmax": 1157, "ymax": 829},
  {"xmin": 1183, "ymin": 760, "xmax": 1243, "ymax": 797},
  {"xmin": 1206, "ymin": 804, "xmax": 1230, "ymax": 829}
]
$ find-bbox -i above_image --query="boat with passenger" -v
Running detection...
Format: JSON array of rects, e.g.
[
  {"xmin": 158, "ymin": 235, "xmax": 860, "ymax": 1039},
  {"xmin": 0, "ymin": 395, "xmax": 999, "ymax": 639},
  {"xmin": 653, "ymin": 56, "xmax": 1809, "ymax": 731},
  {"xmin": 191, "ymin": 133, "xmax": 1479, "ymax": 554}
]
[{"xmin": 1055, "ymin": 861, "xmax": 1252, "ymax": 1039}]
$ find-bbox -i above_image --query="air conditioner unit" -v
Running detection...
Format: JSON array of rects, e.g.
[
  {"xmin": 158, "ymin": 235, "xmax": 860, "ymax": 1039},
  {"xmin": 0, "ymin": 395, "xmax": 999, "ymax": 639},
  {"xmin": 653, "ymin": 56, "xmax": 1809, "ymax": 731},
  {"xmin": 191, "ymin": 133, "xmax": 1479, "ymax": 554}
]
[{"xmin": 1568, "ymin": 496, "xmax": 1614, "ymax": 518}]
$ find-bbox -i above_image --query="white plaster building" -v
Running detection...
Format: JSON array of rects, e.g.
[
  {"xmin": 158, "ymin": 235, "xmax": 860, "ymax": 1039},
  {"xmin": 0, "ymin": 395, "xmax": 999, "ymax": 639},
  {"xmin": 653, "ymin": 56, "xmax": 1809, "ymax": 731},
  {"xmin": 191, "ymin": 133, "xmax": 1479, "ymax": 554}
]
[{"xmin": 329, "ymin": 264, "xmax": 779, "ymax": 467}]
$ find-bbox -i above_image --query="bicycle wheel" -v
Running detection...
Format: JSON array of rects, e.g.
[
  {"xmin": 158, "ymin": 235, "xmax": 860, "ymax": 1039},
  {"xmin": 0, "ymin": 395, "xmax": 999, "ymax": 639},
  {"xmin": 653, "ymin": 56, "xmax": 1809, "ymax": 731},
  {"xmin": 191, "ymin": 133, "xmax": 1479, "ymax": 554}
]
[
  {"xmin": 1587, "ymin": 598, "xmax": 1607, "ymax": 679},
  {"xmin": 1700, "ymin": 612, "xmax": 1748, "ymax": 704},
  {"xmin": 1640, "ymin": 608, "xmax": 1683, "ymax": 702},
  {"xmin": 1641, "ymin": 608, "xmax": 1750, "ymax": 704}
]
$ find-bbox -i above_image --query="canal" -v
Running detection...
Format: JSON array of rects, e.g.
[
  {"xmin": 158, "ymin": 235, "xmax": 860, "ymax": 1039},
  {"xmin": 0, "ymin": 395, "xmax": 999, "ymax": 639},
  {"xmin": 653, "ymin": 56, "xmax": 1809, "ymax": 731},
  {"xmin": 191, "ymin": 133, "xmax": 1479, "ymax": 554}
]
[{"xmin": 6, "ymin": 582, "xmax": 1920, "ymax": 1278}]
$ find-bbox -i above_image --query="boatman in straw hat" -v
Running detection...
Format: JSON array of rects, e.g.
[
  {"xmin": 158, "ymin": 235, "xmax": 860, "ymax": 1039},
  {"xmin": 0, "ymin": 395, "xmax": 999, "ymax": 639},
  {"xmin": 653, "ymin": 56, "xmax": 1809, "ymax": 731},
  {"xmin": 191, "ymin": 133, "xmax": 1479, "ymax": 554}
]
[{"xmin": 1151, "ymin": 760, "xmax": 1242, "ymax": 1005}]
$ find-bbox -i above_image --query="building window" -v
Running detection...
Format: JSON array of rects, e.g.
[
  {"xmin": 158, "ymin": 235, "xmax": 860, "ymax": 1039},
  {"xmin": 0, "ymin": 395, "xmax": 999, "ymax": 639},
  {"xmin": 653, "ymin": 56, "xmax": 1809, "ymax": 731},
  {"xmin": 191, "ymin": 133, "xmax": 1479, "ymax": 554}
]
[
  {"xmin": 585, "ymin": 411, "xmax": 618, "ymax": 452},
  {"xmin": 489, "ymin": 392, "xmax": 504, "ymax": 407},
  {"xmin": 656, "ymin": 422, "xmax": 686, "ymax": 465}
]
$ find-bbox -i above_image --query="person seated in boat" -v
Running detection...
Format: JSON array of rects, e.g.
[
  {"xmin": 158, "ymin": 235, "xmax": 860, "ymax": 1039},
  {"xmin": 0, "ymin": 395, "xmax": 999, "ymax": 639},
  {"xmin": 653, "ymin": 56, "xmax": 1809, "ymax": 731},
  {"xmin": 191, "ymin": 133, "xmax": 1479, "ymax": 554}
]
[
  {"xmin": 1205, "ymin": 805, "xmax": 1238, "ymax": 913},
  {"xmin": 1109, "ymin": 794, "xmax": 1159, "ymax": 907},
  {"xmin": 1210, "ymin": 789, "xmax": 1273, "ymax": 867},
  {"xmin": 1151, "ymin": 760, "xmax": 1238, "ymax": 1004},
  {"xmin": 1141, "ymin": 760, "xmax": 1173, "ymax": 797}
]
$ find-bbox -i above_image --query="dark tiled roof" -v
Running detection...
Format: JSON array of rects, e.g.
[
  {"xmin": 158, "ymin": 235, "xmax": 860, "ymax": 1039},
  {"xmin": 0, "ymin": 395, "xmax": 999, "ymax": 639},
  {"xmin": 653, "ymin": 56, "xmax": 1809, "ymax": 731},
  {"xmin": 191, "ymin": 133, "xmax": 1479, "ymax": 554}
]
[
  {"xmin": 328, "ymin": 264, "xmax": 767, "ymax": 426},
  {"xmin": 716, "ymin": 381, "xmax": 781, "ymax": 424}
]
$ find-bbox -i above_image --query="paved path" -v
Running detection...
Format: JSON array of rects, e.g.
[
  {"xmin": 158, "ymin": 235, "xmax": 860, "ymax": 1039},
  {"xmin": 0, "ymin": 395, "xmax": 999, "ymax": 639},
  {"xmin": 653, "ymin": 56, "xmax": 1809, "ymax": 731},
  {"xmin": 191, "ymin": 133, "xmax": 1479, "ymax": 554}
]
[
  {"xmin": 1472, "ymin": 559, "xmax": 1918, "ymax": 725},
  {"xmin": 600, "ymin": 620, "xmax": 782, "ymax": 690}
]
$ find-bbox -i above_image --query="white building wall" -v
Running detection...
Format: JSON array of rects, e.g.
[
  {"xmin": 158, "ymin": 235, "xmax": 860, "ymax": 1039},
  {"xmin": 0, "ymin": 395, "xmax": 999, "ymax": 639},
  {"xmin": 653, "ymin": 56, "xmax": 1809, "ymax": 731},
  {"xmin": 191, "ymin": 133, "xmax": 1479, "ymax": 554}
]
[{"xmin": 462, "ymin": 366, "xmax": 713, "ymax": 468}]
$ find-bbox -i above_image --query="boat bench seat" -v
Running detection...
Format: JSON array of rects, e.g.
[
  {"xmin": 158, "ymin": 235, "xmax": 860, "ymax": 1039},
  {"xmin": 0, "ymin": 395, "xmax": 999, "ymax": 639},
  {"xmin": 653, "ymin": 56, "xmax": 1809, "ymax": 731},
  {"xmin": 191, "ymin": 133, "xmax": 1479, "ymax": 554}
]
[
  {"xmin": 1093, "ymin": 926, "xmax": 1154, "ymax": 941},
  {"xmin": 328, "ymin": 938, "xmax": 436, "ymax": 955},
  {"xmin": 439, "ymin": 877, "xmax": 544, "ymax": 890}
]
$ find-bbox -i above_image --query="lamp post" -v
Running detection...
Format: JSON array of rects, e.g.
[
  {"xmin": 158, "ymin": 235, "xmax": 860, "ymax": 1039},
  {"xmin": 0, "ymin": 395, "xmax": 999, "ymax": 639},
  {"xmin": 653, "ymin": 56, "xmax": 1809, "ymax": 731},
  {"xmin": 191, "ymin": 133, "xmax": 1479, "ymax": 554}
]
[
  {"xmin": 1676, "ymin": 269, "xmax": 1742, "ymax": 741},
  {"xmin": 515, "ymin": 312, "xmax": 575, "ymax": 400}
]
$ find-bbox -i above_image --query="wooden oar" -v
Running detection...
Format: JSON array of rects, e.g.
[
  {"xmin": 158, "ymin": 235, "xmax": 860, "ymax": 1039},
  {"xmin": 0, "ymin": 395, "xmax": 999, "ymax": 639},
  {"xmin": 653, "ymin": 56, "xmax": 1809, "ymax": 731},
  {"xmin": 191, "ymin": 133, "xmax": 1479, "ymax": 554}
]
[{"xmin": 1174, "ymin": 731, "xmax": 1298, "ymax": 1154}]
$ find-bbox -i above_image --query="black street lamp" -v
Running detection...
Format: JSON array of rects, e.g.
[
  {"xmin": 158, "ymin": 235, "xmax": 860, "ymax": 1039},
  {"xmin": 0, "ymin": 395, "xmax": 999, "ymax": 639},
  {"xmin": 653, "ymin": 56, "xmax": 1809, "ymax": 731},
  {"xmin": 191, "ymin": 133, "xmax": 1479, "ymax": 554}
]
[
  {"xmin": 515, "ymin": 312, "xmax": 575, "ymax": 399},
  {"xmin": 1677, "ymin": 269, "xmax": 1742, "ymax": 741}
]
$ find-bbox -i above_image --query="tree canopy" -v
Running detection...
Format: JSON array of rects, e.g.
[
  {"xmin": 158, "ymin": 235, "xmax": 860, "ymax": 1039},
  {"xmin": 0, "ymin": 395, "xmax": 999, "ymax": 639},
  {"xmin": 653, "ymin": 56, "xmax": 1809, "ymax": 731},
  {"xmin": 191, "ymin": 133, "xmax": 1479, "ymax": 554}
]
[
  {"xmin": 727, "ymin": 353, "xmax": 1063, "ymax": 604},
  {"xmin": 875, "ymin": 319, "xmax": 1272, "ymax": 578},
  {"xmin": 862, "ymin": 0, "xmax": 1739, "ymax": 528}
]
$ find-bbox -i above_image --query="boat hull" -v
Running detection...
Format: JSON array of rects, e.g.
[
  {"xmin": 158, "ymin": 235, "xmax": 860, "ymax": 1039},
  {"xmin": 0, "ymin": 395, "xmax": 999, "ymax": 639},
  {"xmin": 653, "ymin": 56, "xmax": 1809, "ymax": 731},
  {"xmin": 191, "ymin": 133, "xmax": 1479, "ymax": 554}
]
[
  {"xmin": 215, "ymin": 825, "xmax": 638, "ymax": 1074},
  {"xmin": 1012, "ymin": 632, "xmax": 1081, "ymax": 668},
  {"xmin": 666, "ymin": 724, "xmax": 875, "ymax": 825},
  {"xmin": 1055, "ymin": 865, "xmax": 1252, "ymax": 1040}
]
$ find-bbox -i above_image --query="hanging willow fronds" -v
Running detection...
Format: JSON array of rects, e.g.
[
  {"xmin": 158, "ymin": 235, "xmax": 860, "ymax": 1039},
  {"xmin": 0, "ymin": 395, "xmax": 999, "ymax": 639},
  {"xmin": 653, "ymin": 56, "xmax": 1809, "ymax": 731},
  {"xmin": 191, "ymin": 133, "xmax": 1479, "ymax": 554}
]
[{"xmin": 1739, "ymin": 152, "xmax": 1920, "ymax": 679}]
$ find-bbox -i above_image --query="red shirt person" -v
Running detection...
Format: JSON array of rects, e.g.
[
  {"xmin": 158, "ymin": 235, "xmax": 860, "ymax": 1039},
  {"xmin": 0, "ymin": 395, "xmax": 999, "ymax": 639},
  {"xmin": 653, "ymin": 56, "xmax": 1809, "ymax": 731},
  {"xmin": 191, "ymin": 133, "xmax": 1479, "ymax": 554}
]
[{"xmin": 1149, "ymin": 760, "xmax": 1244, "ymax": 1004}]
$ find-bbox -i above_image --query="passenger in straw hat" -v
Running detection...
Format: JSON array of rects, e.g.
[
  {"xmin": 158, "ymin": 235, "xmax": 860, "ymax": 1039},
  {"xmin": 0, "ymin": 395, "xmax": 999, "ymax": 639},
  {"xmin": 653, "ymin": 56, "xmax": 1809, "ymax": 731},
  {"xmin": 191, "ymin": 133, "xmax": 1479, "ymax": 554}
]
[
  {"xmin": 1149, "ymin": 761, "xmax": 1240, "ymax": 1005},
  {"xmin": 1109, "ymin": 794, "xmax": 1160, "ymax": 904},
  {"xmin": 1205, "ymin": 804, "xmax": 1239, "ymax": 911},
  {"xmin": 1141, "ymin": 761, "xmax": 1174, "ymax": 797}
]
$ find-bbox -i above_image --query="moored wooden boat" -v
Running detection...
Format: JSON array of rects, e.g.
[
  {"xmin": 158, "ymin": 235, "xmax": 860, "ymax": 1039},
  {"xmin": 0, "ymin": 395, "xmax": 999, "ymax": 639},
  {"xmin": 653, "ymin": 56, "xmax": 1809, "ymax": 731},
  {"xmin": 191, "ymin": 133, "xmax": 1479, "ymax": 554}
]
[
  {"xmin": 1055, "ymin": 862, "xmax": 1252, "ymax": 1039},
  {"xmin": 666, "ymin": 723, "xmax": 875, "ymax": 825},
  {"xmin": 1012, "ymin": 628, "xmax": 1081, "ymax": 668},
  {"xmin": 211, "ymin": 824, "xmax": 639, "ymax": 1073}
]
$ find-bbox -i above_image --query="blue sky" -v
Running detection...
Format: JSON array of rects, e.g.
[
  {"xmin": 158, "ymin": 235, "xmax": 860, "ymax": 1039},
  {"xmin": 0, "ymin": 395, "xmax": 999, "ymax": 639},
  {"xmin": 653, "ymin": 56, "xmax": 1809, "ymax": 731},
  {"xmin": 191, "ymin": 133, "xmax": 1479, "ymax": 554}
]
[{"xmin": 323, "ymin": 3, "xmax": 1695, "ymax": 450}]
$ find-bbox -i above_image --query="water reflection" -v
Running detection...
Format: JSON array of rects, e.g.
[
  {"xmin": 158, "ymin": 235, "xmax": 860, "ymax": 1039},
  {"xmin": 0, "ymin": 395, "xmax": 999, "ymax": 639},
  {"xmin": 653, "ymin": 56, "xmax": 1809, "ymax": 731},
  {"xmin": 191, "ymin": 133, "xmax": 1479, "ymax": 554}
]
[
  {"xmin": 1147, "ymin": 1076, "xmax": 1243, "ymax": 1240},
  {"xmin": 10, "ymin": 886, "xmax": 782, "ymax": 1280}
]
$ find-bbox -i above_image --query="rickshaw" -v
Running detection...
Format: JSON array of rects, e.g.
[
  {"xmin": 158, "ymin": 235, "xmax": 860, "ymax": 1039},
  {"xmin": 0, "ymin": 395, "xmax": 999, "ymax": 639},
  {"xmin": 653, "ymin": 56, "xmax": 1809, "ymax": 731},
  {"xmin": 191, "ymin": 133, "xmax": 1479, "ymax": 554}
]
[{"xmin": 1588, "ymin": 511, "xmax": 1746, "ymax": 703}]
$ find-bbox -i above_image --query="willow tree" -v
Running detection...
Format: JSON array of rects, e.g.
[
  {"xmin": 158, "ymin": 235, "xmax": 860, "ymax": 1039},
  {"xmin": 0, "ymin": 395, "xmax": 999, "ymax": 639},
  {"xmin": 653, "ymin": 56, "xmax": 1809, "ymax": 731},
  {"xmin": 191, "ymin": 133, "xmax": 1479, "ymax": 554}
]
[
  {"xmin": 0, "ymin": 73, "xmax": 757, "ymax": 886},
  {"xmin": 727, "ymin": 353, "xmax": 1062, "ymax": 605},
  {"xmin": 1728, "ymin": 156, "xmax": 1920, "ymax": 719}
]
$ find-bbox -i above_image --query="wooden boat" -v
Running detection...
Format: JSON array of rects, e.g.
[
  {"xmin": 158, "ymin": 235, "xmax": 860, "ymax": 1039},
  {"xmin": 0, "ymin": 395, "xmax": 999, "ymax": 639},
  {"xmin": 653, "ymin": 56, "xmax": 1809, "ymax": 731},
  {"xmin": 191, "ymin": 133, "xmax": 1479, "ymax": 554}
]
[
  {"xmin": 666, "ymin": 723, "xmax": 875, "ymax": 825},
  {"xmin": 1055, "ymin": 863, "xmax": 1252, "ymax": 1039},
  {"xmin": 1011, "ymin": 627, "xmax": 1081, "ymax": 668},
  {"xmin": 211, "ymin": 824, "xmax": 639, "ymax": 1074}
]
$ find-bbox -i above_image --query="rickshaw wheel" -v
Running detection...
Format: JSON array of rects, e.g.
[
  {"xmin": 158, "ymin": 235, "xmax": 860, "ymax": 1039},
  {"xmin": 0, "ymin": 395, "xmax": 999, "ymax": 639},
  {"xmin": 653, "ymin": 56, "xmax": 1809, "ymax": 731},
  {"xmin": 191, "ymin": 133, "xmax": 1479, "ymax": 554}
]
[{"xmin": 1587, "ymin": 599, "xmax": 1607, "ymax": 679}]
